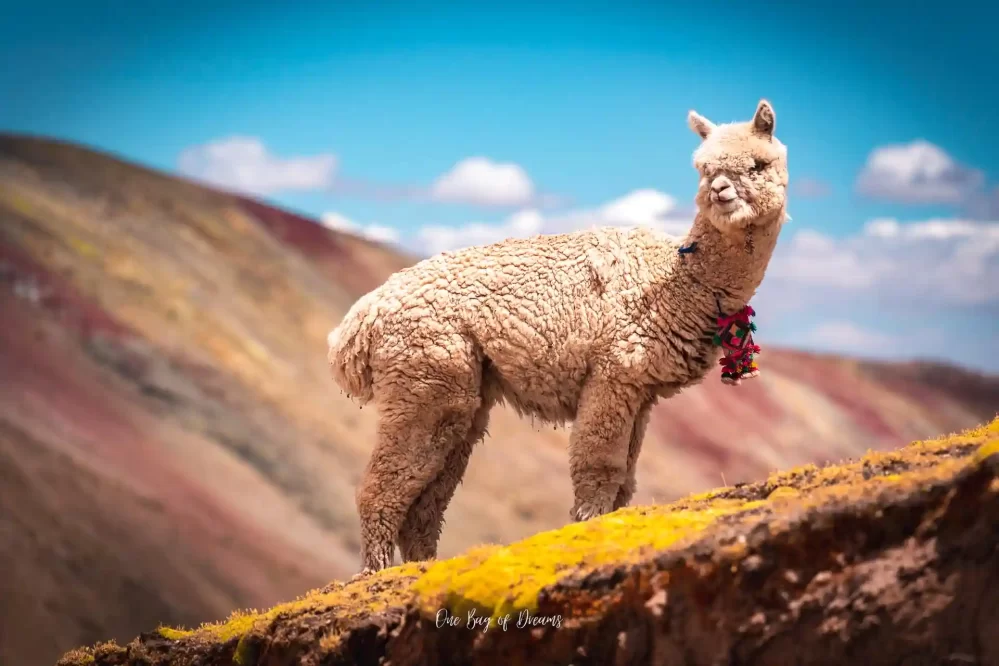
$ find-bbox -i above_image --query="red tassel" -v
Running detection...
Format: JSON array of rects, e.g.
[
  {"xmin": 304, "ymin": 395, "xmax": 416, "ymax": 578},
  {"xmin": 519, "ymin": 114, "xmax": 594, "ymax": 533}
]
[{"xmin": 715, "ymin": 304, "xmax": 761, "ymax": 386}]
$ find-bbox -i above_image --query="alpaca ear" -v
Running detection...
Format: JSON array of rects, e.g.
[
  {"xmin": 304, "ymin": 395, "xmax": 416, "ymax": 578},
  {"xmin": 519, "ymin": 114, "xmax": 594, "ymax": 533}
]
[
  {"xmin": 752, "ymin": 99, "xmax": 775, "ymax": 136},
  {"xmin": 688, "ymin": 110, "xmax": 715, "ymax": 140}
]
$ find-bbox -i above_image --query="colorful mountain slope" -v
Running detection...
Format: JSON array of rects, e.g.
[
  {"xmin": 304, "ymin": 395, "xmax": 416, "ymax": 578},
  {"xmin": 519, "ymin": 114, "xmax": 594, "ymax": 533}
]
[{"xmin": 0, "ymin": 133, "xmax": 997, "ymax": 666}]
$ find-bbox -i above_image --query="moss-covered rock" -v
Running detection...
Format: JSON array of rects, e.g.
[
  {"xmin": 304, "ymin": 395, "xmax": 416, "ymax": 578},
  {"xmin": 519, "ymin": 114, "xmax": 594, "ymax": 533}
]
[{"xmin": 57, "ymin": 417, "xmax": 999, "ymax": 666}]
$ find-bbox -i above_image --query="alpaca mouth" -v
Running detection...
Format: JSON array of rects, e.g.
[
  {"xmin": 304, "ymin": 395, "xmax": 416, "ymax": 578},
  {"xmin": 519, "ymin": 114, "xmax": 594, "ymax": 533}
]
[
  {"xmin": 710, "ymin": 189, "xmax": 740, "ymax": 208},
  {"xmin": 713, "ymin": 198, "xmax": 741, "ymax": 213}
]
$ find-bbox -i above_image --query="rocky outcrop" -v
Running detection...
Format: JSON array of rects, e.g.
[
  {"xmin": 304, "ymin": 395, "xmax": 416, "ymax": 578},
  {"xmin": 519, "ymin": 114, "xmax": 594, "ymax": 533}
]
[{"xmin": 59, "ymin": 418, "xmax": 999, "ymax": 666}]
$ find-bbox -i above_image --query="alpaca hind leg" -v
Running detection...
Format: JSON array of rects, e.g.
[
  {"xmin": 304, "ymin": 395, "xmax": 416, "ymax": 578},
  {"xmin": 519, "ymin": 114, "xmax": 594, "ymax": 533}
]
[
  {"xmin": 398, "ymin": 397, "xmax": 493, "ymax": 562},
  {"xmin": 614, "ymin": 400, "xmax": 654, "ymax": 510},
  {"xmin": 355, "ymin": 401, "xmax": 474, "ymax": 573},
  {"xmin": 568, "ymin": 379, "xmax": 642, "ymax": 522}
]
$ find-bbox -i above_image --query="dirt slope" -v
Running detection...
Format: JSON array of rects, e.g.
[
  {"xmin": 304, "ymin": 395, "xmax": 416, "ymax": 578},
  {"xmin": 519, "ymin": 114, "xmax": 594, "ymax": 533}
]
[
  {"xmin": 58, "ymin": 419, "xmax": 999, "ymax": 666},
  {"xmin": 1, "ymin": 134, "xmax": 997, "ymax": 666}
]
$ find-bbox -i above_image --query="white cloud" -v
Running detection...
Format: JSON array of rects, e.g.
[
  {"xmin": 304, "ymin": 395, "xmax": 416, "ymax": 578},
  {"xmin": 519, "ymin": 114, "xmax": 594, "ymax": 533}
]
[
  {"xmin": 360, "ymin": 224, "xmax": 401, "ymax": 244},
  {"xmin": 320, "ymin": 212, "xmax": 400, "ymax": 245},
  {"xmin": 767, "ymin": 229, "xmax": 889, "ymax": 289},
  {"xmin": 598, "ymin": 189, "xmax": 679, "ymax": 227},
  {"xmin": 766, "ymin": 218, "xmax": 999, "ymax": 307},
  {"xmin": 803, "ymin": 321, "xmax": 894, "ymax": 353},
  {"xmin": 177, "ymin": 138, "xmax": 567, "ymax": 209},
  {"xmin": 416, "ymin": 209, "xmax": 544, "ymax": 257},
  {"xmin": 863, "ymin": 218, "xmax": 901, "ymax": 238},
  {"xmin": 414, "ymin": 188, "xmax": 692, "ymax": 255},
  {"xmin": 178, "ymin": 137, "xmax": 337, "ymax": 196},
  {"xmin": 318, "ymin": 212, "xmax": 356, "ymax": 232},
  {"xmin": 430, "ymin": 157, "xmax": 536, "ymax": 207},
  {"xmin": 855, "ymin": 140, "xmax": 983, "ymax": 204}
]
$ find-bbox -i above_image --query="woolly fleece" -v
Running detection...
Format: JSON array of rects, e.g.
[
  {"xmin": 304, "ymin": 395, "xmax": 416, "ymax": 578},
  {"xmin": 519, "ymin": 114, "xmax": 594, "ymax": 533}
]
[{"xmin": 329, "ymin": 99, "xmax": 790, "ymax": 573}]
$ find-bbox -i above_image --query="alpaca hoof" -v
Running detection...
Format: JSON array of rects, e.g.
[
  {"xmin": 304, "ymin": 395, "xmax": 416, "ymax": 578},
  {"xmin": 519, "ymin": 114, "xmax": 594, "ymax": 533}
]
[
  {"xmin": 571, "ymin": 500, "xmax": 613, "ymax": 522},
  {"xmin": 348, "ymin": 568, "xmax": 375, "ymax": 584}
]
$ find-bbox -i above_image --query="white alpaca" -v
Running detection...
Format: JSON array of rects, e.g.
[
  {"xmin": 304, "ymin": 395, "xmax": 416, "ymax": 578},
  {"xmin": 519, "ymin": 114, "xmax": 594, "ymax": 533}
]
[{"xmin": 329, "ymin": 100, "xmax": 789, "ymax": 573}]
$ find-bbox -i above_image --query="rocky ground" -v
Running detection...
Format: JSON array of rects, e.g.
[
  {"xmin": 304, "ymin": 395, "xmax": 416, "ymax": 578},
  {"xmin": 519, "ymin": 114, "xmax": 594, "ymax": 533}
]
[{"xmin": 58, "ymin": 418, "xmax": 999, "ymax": 666}]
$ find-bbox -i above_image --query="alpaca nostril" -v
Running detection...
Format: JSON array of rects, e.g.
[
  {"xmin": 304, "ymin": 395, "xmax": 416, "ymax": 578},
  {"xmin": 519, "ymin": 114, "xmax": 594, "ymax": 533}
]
[{"xmin": 711, "ymin": 177, "xmax": 732, "ymax": 193}]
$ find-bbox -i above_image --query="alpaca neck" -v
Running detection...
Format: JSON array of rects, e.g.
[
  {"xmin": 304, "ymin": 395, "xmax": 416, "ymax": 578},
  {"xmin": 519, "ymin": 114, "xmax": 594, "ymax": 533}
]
[{"xmin": 676, "ymin": 209, "xmax": 782, "ymax": 314}]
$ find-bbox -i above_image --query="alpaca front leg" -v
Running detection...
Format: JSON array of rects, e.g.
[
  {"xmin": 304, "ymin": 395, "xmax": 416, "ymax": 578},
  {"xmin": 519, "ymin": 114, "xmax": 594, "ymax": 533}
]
[
  {"xmin": 614, "ymin": 400, "xmax": 654, "ymax": 510},
  {"xmin": 568, "ymin": 380, "xmax": 641, "ymax": 522}
]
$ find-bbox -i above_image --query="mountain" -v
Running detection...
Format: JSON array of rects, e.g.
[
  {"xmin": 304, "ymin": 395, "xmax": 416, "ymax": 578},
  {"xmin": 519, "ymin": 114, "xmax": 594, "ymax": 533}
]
[
  {"xmin": 59, "ymin": 419, "xmax": 999, "ymax": 666},
  {"xmin": 0, "ymin": 133, "xmax": 996, "ymax": 666}
]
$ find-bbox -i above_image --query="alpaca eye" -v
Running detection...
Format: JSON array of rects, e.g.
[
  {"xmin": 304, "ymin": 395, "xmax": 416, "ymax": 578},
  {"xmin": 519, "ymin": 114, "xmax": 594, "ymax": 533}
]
[{"xmin": 752, "ymin": 159, "xmax": 769, "ymax": 172}]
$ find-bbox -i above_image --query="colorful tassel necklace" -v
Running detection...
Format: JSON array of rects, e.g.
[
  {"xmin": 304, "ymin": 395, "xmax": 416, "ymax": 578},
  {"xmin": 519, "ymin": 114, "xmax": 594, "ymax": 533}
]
[
  {"xmin": 713, "ymin": 304, "xmax": 760, "ymax": 385},
  {"xmin": 678, "ymin": 241, "xmax": 762, "ymax": 386}
]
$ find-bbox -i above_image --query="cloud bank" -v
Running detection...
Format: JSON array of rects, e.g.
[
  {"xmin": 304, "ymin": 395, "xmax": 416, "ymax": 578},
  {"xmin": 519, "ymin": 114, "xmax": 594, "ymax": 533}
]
[
  {"xmin": 767, "ymin": 217, "xmax": 999, "ymax": 308},
  {"xmin": 320, "ymin": 212, "xmax": 400, "ymax": 245},
  {"xmin": 415, "ymin": 188, "xmax": 692, "ymax": 256},
  {"xmin": 179, "ymin": 138, "xmax": 559, "ymax": 209},
  {"xmin": 855, "ymin": 140, "xmax": 985, "ymax": 205},
  {"xmin": 430, "ymin": 157, "xmax": 536, "ymax": 207},
  {"xmin": 178, "ymin": 137, "xmax": 337, "ymax": 196}
]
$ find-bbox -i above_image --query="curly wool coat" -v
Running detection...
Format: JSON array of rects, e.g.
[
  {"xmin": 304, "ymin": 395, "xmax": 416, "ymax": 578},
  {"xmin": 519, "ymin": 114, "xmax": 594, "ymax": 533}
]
[{"xmin": 329, "ymin": 99, "xmax": 789, "ymax": 572}]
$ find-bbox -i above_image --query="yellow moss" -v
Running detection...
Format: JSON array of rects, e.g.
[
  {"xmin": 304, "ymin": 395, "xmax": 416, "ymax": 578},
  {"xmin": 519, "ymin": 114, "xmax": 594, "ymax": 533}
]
[
  {"xmin": 974, "ymin": 438, "xmax": 999, "ymax": 463},
  {"xmin": 411, "ymin": 419, "xmax": 999, "ymax": 620},
  {"xmin": 180, "ymin": 609, "xmax": 268, "ymax": 645},
  {"xmin": 683, "ymin": 487, "xmax": 727, "ymax": 503},
  {"xmin": 859, "ymin": 449, "xmax": 902, "ymax": 466},
  {"xmin": 156, "ymin": 626, "xmax": 194, "ymax": 640},
  {"xmin": 318, "ymin": 628, "xmax": 344, "ymax": 652},
  {"xmin": 414, "ymin": 501, "xmax": 767, "ymax": 619},
  {"xmin": 767, "ymin": 486, "xmax": 800, "ymax": 501},
  {"xmin": 57, "ymin": 649, "xmax": 94, "ymax": 665},
  {"xmin": 233, "ymin": 635, "xmax": 254, "ymax": 666},
  {"xmin": 910, "ymin": 417, "xmax": 999, "ymax": 452},
  {"xmin": 58, "ymin": 641, "xmax": 124, "ymax": 665},
  {"xmin": 153, "ymin": 563, "xmax": 426, "ymax": 650}
]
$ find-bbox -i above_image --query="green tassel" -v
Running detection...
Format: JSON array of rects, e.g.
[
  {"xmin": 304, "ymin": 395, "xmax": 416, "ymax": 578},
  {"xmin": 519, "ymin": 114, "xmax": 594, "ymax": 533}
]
[
  {"xmin": 750, "ymin": 322, "xmax": 757, "ymax": 332},
  {"xmin": 712, "ymin": 334, "xmax": 722, "ymax": 345}
]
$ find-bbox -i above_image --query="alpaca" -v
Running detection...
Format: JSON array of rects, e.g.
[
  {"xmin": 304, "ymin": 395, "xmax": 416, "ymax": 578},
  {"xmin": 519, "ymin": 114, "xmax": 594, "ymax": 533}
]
[{"xmin": 328, "ymin": 99, "xmax": 789, "ymax": 573}]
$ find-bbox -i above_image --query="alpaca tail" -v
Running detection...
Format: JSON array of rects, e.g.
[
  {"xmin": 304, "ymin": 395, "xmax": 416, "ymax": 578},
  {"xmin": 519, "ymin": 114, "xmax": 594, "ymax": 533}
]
[{"xmin": 327, "ymin": 292, "xmax": 378, "ymax": 406}]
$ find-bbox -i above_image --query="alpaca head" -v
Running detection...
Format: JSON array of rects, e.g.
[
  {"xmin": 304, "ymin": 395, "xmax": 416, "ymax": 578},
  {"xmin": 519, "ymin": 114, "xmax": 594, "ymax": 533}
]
[{"xmin": 687, "ymin": 100, "xmax": 788, "ymax": 235}]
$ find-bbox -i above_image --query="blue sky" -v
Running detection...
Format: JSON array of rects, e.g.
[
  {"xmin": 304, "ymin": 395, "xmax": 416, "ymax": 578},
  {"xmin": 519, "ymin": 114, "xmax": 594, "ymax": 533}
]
[{"xmin": 2, "ymin": 1, "xmax": 998, "ymax": 370}]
